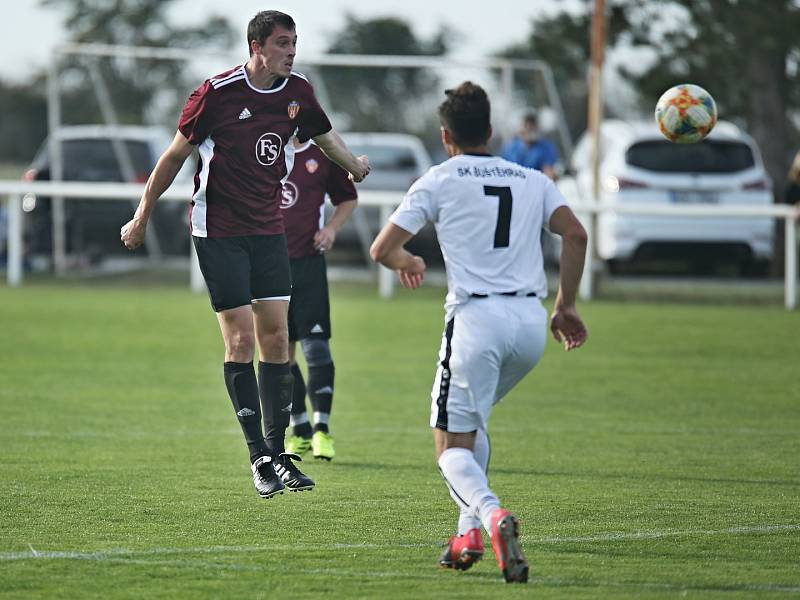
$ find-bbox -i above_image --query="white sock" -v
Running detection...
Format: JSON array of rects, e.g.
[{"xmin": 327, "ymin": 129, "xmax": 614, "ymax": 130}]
[
  {"xmin": 456, "ymin": 430, "xmax": 491, "ymax": 534},
  {"xmin": 438, "ymin": 447, "xmax": 500, "ymax": 536}
]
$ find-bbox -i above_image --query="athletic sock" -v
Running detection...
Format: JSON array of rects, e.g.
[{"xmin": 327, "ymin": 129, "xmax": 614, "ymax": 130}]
[
  {"xmin": 223, "ymin": 362, "xmax": 268, "ymax": 462},
  {"xmin": 308, "ymin": 362, "xmax": 334, "ymax": 433},
  {"xmin": 438, "ymin": 447, "xmax": 501, "ymax": 536},
  {"xmin": 258, "ymin": 361, "xmax": 293, "ymax": 456},
  {"xmin": 289, "ymin": 363, "xmax": 312, "ymax": 438},
  {"xmin": 456, "ymin": 430, "xmax": 491, "ymax": 534}
]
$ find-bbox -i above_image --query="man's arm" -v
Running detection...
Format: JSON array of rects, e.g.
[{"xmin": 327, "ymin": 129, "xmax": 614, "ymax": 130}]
[
  {"xmin": 369, "ymin": 222, "xmax": 426, "ymax": 289},
  {"xmin": 548, "ymin": 205, "xmax": 589, "ymax": 350},
  {"xmin": 121, "ymin": 131, "xmax": 194, "ymax": 249},
  {"xmin": 313, "ymin": 198, "xmax": 356, "ymax": 252},
  {"xmin": 313, "ymin": 130, "xmax": 370, "ymax": 182}
]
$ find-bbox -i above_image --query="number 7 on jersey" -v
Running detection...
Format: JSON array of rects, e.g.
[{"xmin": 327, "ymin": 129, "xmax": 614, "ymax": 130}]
[{"xmin": 484, "ymin": 185, "xmax": 512, "ymax": 248}]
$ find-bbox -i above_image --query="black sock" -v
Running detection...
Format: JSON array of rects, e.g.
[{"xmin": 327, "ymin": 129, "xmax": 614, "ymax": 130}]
[
  {"xmin": 290, "ymin": 363, "xmax": 312, "ymax": 438},
  {"xmin": 308, "ymin": 362, "xmax": 334, "ymax": 434},
  {"xmin": 258, "ymin": 361, "xmax": 293, "ymax": 456},
  {"xmin": 223, "ymin": 362, "xmax": 268, "ymax": 462}
]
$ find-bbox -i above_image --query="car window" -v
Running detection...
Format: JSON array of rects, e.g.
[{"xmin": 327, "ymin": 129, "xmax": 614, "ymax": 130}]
[
  {"xmin": 62, "ymin": 139, "xmax": 154, "ymax": 181},
  {"xmin": 346, "ymin": 144, "xmax": 418, "ymax": 171},
  {"xmin": 626, "ymin": 140, "xmax": 755, "ymax": 173},
  {"xmin": 32, "ymin": 138, "xmax": 155, "ymax": 181}
]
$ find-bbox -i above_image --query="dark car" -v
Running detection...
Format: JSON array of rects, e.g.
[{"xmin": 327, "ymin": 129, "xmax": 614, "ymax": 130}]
[{"xmin": 24, "ymin": 125, "xmax": 194, "ymax": 268}]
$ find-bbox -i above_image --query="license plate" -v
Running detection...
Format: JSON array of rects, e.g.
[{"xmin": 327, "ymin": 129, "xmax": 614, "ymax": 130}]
[{"xmin": 670, "ymin": 190, "xmax": 719, "ymax": 203}]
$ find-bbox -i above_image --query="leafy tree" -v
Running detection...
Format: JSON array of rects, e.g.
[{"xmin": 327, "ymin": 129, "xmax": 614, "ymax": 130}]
[
  {"xmin": 621, "ymin": 0, "xmax": 800, "ymax": 197},
  {"xmin": 320, "ymin": 15, "xmax": 450, "ymax": 137},
  {"xmin": 41, "ymin": 0, "xmax": 236, "ymax": 126},
  {"xmin": 0, "ymin": 81, "xmax": 48, "ymax": 163},
  {"xmin": 498, "ymin": 0, "xmax": 800, "ymax": 196}
]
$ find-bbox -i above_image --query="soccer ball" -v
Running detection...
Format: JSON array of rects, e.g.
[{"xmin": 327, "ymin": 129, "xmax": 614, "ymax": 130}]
[{"xmin": 654, "ymin": 84, "xmax": 717, "ymax": 144}]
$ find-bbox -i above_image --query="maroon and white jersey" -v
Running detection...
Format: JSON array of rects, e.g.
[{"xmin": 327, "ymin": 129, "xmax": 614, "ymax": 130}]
[
  {"xmin": 281, "ymin": 142, "xmax": 357, "ymax": 259},
  {"xmin": 179, "ymin": 66, "xmax": 332, "ymax": 237}
]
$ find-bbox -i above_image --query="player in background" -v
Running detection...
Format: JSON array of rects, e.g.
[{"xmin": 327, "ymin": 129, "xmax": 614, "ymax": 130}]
[
  {"xmin": 121, "ymin": 11, "xmax": 369, "ymax": 499},
  {"xmin": 370, "ymin": 82, "xmax": 588, "ymax": 583},
  {"xmin": 281, "ymin": 136, "xmax": 358, "ymax": 460}
]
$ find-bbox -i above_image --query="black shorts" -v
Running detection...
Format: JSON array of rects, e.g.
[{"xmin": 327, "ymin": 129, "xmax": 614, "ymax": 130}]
[
  {"xmin": 193, "ymin": 234, "xmax": 292, "ymax": 312},
  {"xmin": 288, "ymin": 253, "xmax": 331, "ymax": 341}
]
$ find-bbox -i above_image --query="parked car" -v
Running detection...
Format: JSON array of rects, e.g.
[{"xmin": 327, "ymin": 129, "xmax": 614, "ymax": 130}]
[
  {"xmin": 334, "ymin": 133, "xmax": 435, "ymax": 264},
  {"xmin": 23, "ymin": 125, "xmax": 194, "ymax": 267},
  {"xmin": 569, "ymin": 120, "xmax": 774, "ymax": 274}
]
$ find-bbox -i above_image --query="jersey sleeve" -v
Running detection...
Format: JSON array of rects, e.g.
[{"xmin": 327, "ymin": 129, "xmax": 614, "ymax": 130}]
[
  {"xmin": 541, "ymin": 177, "xmax": 568, "ymax": 230},
  {"xmin": 389, "ymin": 174, "xmax": 437, "ymax": 235},
  {"xmin": 325, "ymin": 161, "xmax": 357, "ymax": 205},
  {"xmin": 178, "ymin": 81, "xmax": 213, "ymax": 145},
  {"xmin": 296, "ymin": 81, "xmax": 333, "ymax": 142}
]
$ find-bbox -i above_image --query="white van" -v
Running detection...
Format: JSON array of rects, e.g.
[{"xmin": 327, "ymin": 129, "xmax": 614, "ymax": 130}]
[{"xmin": 570, "ymin": 120, "xmax": 774, "ymax": 273}]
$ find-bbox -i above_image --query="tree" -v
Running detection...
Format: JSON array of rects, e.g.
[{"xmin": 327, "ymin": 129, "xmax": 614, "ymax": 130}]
[
  {"xmin": 621, "ymin": 0, "xmax": 800, "ymax": 198},
  {"xmin": 0, "ymin": 81, "xmax": 49, "ymax": 163},
  {"xmin": 41, "ymin": 0, "xmax": 237, "ymax": 126},
  {"xmin": 320, "ymin": 15, "xmax": 450, "ymax": 137},
  {"xmin": 498, "ymin": 0, "xmax": 800, "ymax": 197}
]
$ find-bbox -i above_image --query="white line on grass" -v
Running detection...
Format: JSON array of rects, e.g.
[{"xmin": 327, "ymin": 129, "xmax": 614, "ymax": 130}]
[
  {"xmin": 529, "ymin": 523, "xmax": 800, "ymax": 543},
  {"xmin": 2, "ymin": 523, "xmax": 797, "ymax": 563}
]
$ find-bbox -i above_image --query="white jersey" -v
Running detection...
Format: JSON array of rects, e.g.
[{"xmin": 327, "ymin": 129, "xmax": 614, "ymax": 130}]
[{"xmin": 390, "ymin": 153, "xmax": 567, "ymax": 314}]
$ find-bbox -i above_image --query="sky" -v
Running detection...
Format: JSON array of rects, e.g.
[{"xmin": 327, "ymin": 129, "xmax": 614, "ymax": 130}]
[{"xmin": 0, "ymin": 0, "xmax": 581, "ymax": 83}]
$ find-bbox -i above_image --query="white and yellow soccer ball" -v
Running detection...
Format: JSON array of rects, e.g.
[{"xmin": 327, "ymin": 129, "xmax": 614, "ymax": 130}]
[{"xmin": 654, "ymin": 84, "xmax": 717, "ymax": 144}]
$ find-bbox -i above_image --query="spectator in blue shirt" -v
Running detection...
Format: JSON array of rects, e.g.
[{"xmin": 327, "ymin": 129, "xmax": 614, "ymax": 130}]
[{"xmin": 501, "ymin": 112, "xmax": 559, "ymax": 180}]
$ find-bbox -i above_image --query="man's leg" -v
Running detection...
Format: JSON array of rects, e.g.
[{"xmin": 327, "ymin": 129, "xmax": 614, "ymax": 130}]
[
  {"xmin": 252, "ymin": 299, "xmax": 292, "ymax": 456},
  {"xmin": 217, "ymin": 305, "xmax": 269, "ymax": 462},
  {"xmin": 456, "ymin": 428, "xmax": 490, "ymax": 535},
  {"xmin": 300, "ymin": 338, "xmax": 336, "ymax": 460},
  {"xmin": 286, "ymin": 342, "xmax": 313, "ymax": 455},
  {"xmin": 217, "ymin": 305, "xmax": 284, "ymax": 499},
  {"xmin": 253, "ymin": 299, "xmax": 314, "ymax": 492}
]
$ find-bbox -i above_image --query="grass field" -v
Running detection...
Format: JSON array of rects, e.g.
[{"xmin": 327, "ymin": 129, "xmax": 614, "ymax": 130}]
[{"xmin": 1, "ymin": 281, "xmax": 799, "ymax": 598}]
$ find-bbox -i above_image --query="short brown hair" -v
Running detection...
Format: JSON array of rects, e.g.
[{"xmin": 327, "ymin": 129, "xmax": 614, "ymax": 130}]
[
  {"xmin": 438, "ymin": 82, "xmax": 491, "ymax": 147},
  {"xmin": 247, "ymin": 11, "xmax": 295, "ymax": 55}
]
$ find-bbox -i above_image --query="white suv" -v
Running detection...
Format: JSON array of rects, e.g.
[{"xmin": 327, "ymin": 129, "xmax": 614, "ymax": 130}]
[{"xmin": 570, "ymin": 120, "xmax": 774, "ymax": 273}]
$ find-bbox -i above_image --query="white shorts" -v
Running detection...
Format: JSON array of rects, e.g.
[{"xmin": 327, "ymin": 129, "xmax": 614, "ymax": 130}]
[{"xmin": 430, "ymin": 295, "xmax": 548, "ymax": 433}]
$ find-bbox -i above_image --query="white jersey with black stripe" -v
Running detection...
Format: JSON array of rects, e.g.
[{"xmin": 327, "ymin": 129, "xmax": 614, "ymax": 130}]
[{"xmin": 390, "ymin": 153, "xmax": 567, "ymax": 313}]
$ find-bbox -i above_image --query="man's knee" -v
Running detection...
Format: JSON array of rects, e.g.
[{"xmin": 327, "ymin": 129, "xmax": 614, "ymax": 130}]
[
  {"xmin": 226, "ymin": 329, "xmax": 256, "ymax": 361},
  {"xmin": 300, "ymin": 338, "xmax": 332, "ymax": 366}
]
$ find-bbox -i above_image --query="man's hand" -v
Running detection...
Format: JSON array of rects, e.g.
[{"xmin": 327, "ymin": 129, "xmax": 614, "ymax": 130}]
[
  {"xmin": 550, "ymin": 305, "xmax": 588, "ymax": 351},
  {"xmin": 313, "ymin": 226, "xmax": 336, "ymax": 252},
  {"xmin": 120, "ymin": 217, "xmax": 147, "ymax": 250},
  {"xmin": 398, "ymin": 255, "xmax": 426, "ymax": 289},
  {"xmin": 348, "ymin": 155, "xmax": 371, "ymax": 183}
]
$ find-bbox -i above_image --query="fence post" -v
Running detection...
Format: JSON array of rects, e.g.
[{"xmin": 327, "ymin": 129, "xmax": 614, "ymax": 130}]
[
  {"xmin": 786, "ymin": 212, "xmax": 797, "ymax": 310},
  {"xmin": 7, "ymin": 194, "xmax": 23, "ymax": 286},
  {"xmin": 378, "ymin": 204, "xmax": 394, "ymax": 299},
  {"xmin": 579, "ymin": 207, "xmax": 594, "ymax": 300}
]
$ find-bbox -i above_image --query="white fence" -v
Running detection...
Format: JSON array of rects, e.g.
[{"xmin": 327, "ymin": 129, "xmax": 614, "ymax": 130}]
[{"xmin": 1, "ymin": 179, "xmax": 798, "ymax": 309}]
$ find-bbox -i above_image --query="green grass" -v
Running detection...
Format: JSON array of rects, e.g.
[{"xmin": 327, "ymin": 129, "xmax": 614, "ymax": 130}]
[{"xmin": 1, "ymin": 282, "xmax": 798, "ymax": 598}]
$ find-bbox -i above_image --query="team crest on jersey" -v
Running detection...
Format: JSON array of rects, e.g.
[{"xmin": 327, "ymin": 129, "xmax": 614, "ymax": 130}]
[
  {"xmin": 280, "ymin": 180, "xmax": 299, "ymax": 209},
  {"xmin": 305, "ymin": 159, "xmax": 319, "ymax": 174},
  {"xmin": 255, "ymin": 132, "xmax": 282, "ymax": 166},
  {"xmin": 287, "ymin": 100, "xmax": 300, "ymax": 119}
]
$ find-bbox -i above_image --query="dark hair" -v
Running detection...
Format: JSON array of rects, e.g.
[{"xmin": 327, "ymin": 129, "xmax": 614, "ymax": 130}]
[
  {"xmin": 523, "ymin": 111, "xmax": 539, "ymax": 126},
  {"xmin": 247, "ymin": 11, "xmax": 295, "ymax": 55},
  {"xmin": 438, "ymin": 81, "xmax": 491, "ymax": 147}
]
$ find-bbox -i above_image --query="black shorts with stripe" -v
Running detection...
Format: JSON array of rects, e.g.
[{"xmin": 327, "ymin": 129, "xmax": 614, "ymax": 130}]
[
  {"xmin": 288, "ymin": 253, "xmax": 331, "ymax": 342},
  {"xmin": 193, "ymin": 234, "xmax": 291, "ymax": 312}
]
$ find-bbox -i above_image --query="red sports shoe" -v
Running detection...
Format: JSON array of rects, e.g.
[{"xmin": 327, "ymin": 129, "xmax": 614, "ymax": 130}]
[
  {"xmin": 438, "ymin": 528, "xmax": 485, "ymax": 571},
  {"xmin": 490, "ymin": 509, "xmax": 529, "ymax": 583}
]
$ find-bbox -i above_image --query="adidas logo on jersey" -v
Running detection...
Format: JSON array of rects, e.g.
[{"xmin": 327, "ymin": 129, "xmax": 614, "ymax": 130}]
[
  {"xmin": 310, "ymin": 324, "xmax": 325, "ymax": 334},
  {"xmin": 238, "ymin": 107, "xmax": 252, "ymax": 120},
  {"xmin": 236, "ymin": 407, "xmax": 256, "ymax": 417}
]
